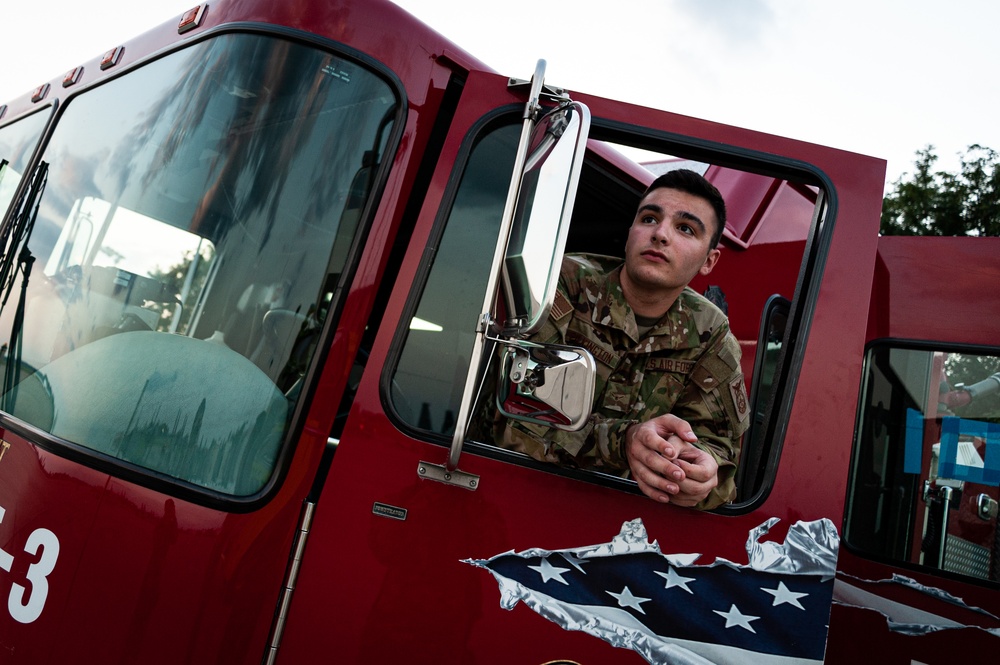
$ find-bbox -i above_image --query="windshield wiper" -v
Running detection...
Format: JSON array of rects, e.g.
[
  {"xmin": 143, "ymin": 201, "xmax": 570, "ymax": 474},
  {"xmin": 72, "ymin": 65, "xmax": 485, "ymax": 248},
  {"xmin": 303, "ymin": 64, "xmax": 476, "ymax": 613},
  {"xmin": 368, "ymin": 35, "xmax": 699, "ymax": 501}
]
[{"xmin": 0, "ymin": 160, "xmax": 48, "ymax": 411}]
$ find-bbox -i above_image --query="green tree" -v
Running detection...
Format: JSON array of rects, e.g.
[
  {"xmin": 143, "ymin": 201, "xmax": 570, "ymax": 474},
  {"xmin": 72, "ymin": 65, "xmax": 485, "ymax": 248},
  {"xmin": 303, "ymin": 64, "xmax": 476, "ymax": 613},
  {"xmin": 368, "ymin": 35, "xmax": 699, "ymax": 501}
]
[
  {"xmin": 882, "ymin": 147, "xmax": 1000, "ymax": 417},
  {"xmin": 880, "ymin": 144, "xmax": 1000, "ymax": 236}
]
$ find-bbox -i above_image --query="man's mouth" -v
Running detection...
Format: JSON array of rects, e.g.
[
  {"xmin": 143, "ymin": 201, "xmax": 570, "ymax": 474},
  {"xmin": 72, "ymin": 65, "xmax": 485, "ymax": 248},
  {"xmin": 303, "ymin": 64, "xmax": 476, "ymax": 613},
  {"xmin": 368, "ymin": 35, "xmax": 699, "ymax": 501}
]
[{"xmin": 641, "ymin": 249, "xmax": 669, "ymax": 263}]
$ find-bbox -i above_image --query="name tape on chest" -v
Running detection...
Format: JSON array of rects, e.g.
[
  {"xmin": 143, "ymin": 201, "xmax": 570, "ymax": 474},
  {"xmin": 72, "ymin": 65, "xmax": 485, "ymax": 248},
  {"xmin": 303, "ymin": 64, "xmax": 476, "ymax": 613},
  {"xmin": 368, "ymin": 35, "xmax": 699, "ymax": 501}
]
[
  {"xmin": 565, "ymin": 334, "xmax": 618, "ymax": 367},
  {"xmin": 565, "ymin": 330, "xmax": 696, "ymax": 376},
  {"xmin": 645, "ymin": 357, "xmax": 695, "ymax": 374}
]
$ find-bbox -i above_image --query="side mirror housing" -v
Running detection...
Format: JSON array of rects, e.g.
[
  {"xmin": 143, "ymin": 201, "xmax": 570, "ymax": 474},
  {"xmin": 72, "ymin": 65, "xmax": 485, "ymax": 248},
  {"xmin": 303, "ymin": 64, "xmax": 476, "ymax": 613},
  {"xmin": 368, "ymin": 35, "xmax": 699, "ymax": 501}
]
[
  {"xmin": 500, "ymin": 101, "xmax": 589, "ymax": 336},
  {"xmin": 428, "ymin": 61, "xmax": 596, "ymax": 482},
  {"xmin": 496, "ymin": 339, "xmax": 595, "ymax": 431}
]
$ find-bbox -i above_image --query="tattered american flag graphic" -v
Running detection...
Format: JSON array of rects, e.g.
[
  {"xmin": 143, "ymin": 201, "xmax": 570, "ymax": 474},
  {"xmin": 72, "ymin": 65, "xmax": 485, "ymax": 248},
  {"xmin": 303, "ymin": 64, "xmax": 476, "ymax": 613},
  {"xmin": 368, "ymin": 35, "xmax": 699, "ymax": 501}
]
[{"xmin": 465, "ymin": 517, "xmax": 840, "ymax": 664}]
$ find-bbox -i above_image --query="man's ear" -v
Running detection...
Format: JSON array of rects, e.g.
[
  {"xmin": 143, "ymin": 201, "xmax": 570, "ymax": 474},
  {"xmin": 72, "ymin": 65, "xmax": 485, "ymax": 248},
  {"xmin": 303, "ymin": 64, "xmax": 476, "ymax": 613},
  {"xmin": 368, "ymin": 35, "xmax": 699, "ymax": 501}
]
[{"xmin": 699, "ymin": 248, "xmax": 721, "ymax": 276}]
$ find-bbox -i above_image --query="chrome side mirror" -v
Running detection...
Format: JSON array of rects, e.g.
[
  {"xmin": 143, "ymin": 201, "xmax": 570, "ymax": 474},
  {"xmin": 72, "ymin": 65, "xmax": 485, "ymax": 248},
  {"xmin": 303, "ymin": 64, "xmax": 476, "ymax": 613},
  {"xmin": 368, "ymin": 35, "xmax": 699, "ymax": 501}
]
[
  {"xmin": 496, "ymin": 339, "xmax": 595, "ymax": 431},
  {"xmin": 422, "ymin": 60, "xmax": 594, "ymax": 488},
  {"xmin": 500, "ymin": 100, "xmax": 589, "ymax": 336}
]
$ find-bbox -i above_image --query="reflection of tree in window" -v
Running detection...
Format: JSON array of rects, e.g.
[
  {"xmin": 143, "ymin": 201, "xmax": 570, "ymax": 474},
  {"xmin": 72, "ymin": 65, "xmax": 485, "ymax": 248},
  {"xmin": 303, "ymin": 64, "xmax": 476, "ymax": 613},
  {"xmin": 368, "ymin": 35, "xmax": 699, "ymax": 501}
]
[
  {"xmin": 145, "ymin": 245, "xmax": 216, "ymax": 333},
  {"xmin": 943, "ymin": 353, "xmax": 1000, "ymax": 420},
  {"xmin": 0, "ymin": 110, "xmax": 48, "ymax": 215},
  {"xmin": 92, "ymin": 35, "xmax": 396, "ymax": 342},
  {"xmin": 0, "ymin": 34, "xmax": 400, "ymax": 496}
]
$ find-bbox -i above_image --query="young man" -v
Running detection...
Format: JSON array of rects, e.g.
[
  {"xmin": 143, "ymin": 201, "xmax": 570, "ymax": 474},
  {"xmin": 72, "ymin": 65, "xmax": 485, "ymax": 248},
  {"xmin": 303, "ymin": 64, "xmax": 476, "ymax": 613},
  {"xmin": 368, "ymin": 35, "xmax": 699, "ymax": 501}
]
[{"xmin": 496, "ymin": 169, "xmax": 749, "ymax": 510}]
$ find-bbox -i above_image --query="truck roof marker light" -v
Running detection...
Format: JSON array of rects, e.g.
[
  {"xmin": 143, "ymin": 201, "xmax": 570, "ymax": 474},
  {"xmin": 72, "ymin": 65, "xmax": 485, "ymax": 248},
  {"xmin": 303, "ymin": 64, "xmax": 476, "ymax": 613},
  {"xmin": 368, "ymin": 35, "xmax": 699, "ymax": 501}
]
[
  {"xmin": 31, "ymin": 84, "xmax": 50, "ymax": 103},
  {"xmin": 100, "ymin": 46, "xmax": 124, "ymax": 71},
  {"xmin": 62, "ymin": 67, "xmax": 84, "ymax": 88},
  {"xmin": 178, "ymin": 5, "xmax": 208, "ymax": 34}
]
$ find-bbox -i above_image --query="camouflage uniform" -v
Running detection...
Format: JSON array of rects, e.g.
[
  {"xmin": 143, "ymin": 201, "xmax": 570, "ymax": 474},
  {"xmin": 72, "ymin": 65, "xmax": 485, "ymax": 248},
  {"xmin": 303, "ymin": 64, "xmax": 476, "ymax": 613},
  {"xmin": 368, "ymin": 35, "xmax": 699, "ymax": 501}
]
[{"xmin": 497, "ymin": 253, "xmax": 749, "ymax": 510}]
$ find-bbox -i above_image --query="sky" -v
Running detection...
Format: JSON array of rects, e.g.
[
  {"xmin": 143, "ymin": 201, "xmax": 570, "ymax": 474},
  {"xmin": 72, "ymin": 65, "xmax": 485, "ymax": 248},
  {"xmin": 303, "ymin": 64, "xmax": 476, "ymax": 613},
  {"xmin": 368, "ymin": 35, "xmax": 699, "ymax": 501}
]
[{"xmin": 3, "ymin": 0, "xmax": 999, "ymax": 188}]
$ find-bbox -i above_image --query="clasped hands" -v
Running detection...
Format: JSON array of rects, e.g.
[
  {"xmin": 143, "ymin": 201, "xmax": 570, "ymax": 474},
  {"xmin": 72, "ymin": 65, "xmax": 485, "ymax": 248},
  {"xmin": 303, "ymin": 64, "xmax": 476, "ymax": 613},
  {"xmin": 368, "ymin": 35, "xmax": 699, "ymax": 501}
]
[{"xmin": 625, "ymin": 414, "xmax": 718, "ymax": 507}]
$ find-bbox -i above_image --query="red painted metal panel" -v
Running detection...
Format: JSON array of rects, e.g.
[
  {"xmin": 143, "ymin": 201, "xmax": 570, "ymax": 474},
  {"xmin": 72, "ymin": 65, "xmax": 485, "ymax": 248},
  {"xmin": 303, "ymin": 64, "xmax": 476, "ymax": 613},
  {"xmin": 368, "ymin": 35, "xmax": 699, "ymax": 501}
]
[
  {"xmin": 276, "ymin": 68, "xmax": 888, "ymax": 663},
  {"xmin": 0, "ymin": 1, "xmax": 459, "ymax": 663},
  {"xmin": 871, "ymin": 235, "xmax": 1000, "ymax": 346}
]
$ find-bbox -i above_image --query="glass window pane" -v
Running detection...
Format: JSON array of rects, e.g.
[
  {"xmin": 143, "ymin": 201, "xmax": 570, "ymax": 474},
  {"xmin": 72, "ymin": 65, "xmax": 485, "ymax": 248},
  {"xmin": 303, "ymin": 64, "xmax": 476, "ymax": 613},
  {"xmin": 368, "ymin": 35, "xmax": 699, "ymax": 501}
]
[
  {"xmin": 0, "ymin": 110, "xmax": 48, "ymax": 219},
  {"xmin": 0, "ymin": 34, "xmax": 398, "ymax": 496},
  {"xmin": 390, "ymin": 123, "xmax": 519, "ymax": 435},
  {"xmin": 846, "ymin": 345, "xmax": 1000, "ymax": 582}
]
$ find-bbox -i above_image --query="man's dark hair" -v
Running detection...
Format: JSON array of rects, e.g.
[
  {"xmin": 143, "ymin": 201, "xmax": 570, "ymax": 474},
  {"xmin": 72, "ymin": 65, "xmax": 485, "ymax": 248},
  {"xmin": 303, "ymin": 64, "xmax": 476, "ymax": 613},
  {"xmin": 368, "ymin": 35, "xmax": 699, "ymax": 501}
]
[{"xmin": 640, "ymin": 169, "xmax": 727, "ymax": 249}]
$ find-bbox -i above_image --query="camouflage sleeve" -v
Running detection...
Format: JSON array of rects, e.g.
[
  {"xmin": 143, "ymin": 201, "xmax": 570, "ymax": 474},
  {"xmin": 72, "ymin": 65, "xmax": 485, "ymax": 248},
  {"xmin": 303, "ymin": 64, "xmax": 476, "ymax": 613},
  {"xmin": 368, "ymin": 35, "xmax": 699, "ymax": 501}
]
[
  {"xmin": 531, "ymin": 267, "xmax": 636, "ymax": 470},
  {"xmin": 669, "ymin": 327, "xmax": 749, "ymax": 510},
  {"xmin": 524, "ymin": 413, "xmax": 634, "ymax": 471}
]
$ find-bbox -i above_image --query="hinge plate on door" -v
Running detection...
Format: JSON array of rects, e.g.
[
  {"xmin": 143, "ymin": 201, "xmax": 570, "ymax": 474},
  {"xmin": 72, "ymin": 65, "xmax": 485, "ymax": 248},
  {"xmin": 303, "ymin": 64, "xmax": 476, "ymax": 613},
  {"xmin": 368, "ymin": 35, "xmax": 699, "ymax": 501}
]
[{"xmin": 417, "ymin": 461, "xmax": 479, "ymax": 490}]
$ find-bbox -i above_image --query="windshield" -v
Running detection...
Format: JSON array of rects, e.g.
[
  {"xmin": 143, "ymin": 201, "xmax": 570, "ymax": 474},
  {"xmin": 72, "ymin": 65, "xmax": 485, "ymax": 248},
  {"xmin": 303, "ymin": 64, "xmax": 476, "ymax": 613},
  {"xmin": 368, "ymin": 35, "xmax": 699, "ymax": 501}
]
[{"xmin": 0, "ymin": 33, "xmax": 398, "ymax": 497}]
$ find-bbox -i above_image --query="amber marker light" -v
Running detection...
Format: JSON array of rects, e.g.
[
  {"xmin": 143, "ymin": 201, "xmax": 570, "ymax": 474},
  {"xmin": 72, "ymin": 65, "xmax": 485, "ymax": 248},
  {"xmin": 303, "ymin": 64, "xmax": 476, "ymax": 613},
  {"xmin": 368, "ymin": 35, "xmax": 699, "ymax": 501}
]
[
  {"xmin": 62, "ymin": 67, "xmax": 84, "ymax": 88},
  {"xmin": 100, "ymin": 46, "xmax": 124, "ymax": 70},
  {"xmin": 31, "ymin": 84, "xmax": 50, "ymax": 103},
  {"xmin": 178, "ymin": 5, "xmax": 208, "ymax": 34}
]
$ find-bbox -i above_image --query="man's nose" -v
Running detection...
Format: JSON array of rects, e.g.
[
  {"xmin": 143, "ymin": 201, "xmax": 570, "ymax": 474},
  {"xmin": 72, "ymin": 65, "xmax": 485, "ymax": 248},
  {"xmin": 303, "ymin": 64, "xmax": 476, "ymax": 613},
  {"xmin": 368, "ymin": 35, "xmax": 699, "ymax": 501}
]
[{"xmin": 652, "ymin": 222, "xmax": 671, "ymax": 244}]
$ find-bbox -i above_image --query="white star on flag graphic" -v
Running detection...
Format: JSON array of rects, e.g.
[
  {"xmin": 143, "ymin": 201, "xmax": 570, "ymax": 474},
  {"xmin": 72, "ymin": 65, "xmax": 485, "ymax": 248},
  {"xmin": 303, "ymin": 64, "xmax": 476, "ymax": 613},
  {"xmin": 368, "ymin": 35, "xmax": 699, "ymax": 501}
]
[
  {"xmin": 607, "ymin": 586, "xmax": 651, "ymax": 614},
  {"xmin": 655, "ymin": 566, "xmax": 696, "ymax": 594},
  {"xmin": 714, "ymin": 604, "xmax": 760, "ymax": 633},
  {"xmin": 763, "ymin": 581, "xmax": 807, "ymax": 609},
  {"xmin": 528, "ymin": 558, "xmax": 570, "ymax": 584}
]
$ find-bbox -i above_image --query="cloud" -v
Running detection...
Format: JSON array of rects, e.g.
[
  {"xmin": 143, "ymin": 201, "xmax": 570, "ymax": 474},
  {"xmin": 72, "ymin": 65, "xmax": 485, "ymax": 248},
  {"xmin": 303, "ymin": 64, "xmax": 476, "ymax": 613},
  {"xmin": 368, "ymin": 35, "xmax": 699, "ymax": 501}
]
[{"xmin": 673, "ymin": 0, "xmax": 775, "ymax": 47}]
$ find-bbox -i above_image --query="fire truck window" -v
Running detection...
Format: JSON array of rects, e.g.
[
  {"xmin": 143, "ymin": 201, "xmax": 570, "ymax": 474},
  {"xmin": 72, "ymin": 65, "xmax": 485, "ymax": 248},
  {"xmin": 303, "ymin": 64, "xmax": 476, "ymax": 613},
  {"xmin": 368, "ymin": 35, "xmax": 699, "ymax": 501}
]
[
  {"xmin": 0, "ymin": 33, "xmax": 399, "ymax": 497},
  {"xmin": 390, "ymin": 125, "xmax": 822, "ymax": 514},
  {"xmin": 845, "ymin": 345, "xmax": 1000, "ymax": 583},
  {"xmin": 390, "ymin": 123, "xmax": 520, "ymax": 435},
  {"xmin": 736, "ymin": 294, "xmax": 789, "ymax": 499},
  {"xmin": 0, "ymin": 109, "xmax": 49, "ymax": 219},
  {"xmin": 561, "ymin": 145, "xmax": 817, "ymax": 507}
]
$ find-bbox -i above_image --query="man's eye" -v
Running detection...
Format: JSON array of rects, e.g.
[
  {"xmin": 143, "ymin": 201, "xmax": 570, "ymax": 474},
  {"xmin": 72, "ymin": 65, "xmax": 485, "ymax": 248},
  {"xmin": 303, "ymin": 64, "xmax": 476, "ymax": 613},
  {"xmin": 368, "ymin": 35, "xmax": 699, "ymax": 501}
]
[
  {"xmin": 641, "ymin": 215, "xmax": 657, "ymax": 224},
  {"xmin": 678, "ymin": 224, "xmax": 695, "ymax": 235}
]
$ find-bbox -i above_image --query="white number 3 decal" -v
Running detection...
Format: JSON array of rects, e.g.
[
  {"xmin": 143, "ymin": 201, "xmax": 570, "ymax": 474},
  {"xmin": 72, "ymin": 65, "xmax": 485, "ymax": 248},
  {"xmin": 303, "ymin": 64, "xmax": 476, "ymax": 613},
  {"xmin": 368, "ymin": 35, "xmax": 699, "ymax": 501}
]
[
  {"xmin": 9, "ymin": 528, "xmax": 60, "ymax": 624},
  {"xmin": 1, "ymin": 506, "xmax": 60, "ymax": 624}
]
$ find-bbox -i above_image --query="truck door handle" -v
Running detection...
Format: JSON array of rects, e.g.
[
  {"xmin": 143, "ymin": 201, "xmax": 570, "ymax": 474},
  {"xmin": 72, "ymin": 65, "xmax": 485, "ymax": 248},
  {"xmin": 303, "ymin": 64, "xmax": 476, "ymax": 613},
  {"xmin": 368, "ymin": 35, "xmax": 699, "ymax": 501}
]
[{"xmin": 977, "ymin": 493, "xmax": 999, "ymax": 521}]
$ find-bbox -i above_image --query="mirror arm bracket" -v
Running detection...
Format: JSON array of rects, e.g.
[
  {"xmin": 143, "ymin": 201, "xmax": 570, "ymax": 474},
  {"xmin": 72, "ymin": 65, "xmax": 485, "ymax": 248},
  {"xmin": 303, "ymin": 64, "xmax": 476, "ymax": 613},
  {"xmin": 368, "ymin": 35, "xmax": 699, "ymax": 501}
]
[
  {"xmin": 417, "ymin": 461, "xmax": 479, "ymax": 491},
  {"xmin": 420, "ymin": 60, "xmax": 592, "ymax": 487},
  {"xmin": 426, "ymin": 61, "xmax": 552, "ymax": 481},
  {"xmin": 507, "ymin": 63, "xmax": 571, "ymax": 112}
]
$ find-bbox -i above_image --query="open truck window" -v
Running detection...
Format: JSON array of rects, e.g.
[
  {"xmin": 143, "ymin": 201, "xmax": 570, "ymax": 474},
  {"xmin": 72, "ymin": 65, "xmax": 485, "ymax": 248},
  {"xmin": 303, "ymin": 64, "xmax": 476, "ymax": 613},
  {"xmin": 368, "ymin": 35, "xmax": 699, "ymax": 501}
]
[
  {"xmin": 387, "ymin": 113, "xmax": 825, "ymax": 508},
  {"xmin": 0, "ymin": 32, "xmax": 400, "ymax": 499}
]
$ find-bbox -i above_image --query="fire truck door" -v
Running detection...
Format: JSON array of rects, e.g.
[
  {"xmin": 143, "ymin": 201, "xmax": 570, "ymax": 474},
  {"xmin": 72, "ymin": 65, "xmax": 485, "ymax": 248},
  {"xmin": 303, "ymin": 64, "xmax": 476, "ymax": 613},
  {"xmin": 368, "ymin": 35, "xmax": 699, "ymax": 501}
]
[{"xmin": 278, "ymin": 67, "xmax": 887, "ymax": 665}]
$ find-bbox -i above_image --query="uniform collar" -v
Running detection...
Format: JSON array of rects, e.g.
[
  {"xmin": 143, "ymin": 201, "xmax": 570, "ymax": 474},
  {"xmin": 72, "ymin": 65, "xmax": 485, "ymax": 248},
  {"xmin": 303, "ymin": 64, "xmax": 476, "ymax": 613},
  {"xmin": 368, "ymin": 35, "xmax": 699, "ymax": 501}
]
[{"xmin": 589, "ymin": 264, "xmax": 703, "ymax": 349}]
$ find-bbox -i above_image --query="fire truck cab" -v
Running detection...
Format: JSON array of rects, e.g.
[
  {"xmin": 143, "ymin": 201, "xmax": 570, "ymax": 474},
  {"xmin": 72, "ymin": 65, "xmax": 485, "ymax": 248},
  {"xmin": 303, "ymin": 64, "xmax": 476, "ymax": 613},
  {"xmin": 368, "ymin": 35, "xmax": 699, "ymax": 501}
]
[{"xmin": 0, "ymin": 1, "xmax": 996, "ymax": 663}]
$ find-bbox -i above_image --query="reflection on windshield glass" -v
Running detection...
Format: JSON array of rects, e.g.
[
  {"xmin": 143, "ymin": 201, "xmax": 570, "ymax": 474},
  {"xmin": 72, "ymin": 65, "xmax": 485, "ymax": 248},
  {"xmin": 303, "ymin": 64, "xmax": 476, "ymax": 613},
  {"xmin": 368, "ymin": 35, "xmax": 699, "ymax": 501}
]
[
  {"xmin": 0, "ymin": 110, "xmax": 48, "ymax": 220},
  {"xmin": 39, "ymin": 197, "xmax": 215, "ymax": 344},
  {"xmin": 0, "ymin": 33, "xmax": 397, "ymax": 495}
]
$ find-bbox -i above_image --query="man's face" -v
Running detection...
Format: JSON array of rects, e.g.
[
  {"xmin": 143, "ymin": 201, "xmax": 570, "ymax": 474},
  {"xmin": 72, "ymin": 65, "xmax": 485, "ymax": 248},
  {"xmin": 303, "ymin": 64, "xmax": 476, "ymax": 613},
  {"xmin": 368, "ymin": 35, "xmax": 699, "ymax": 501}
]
[{"xmin": 622, "ymin": 187, "xmax": 721, "ymax": 303}]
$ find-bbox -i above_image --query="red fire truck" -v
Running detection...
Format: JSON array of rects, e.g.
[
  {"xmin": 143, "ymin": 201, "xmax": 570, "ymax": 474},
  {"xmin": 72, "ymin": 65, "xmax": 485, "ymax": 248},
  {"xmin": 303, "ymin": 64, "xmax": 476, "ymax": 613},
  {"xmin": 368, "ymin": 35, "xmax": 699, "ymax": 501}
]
[{"xmin": 0, "ymin": 1, "xmax": 997, "ymax": 663}]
